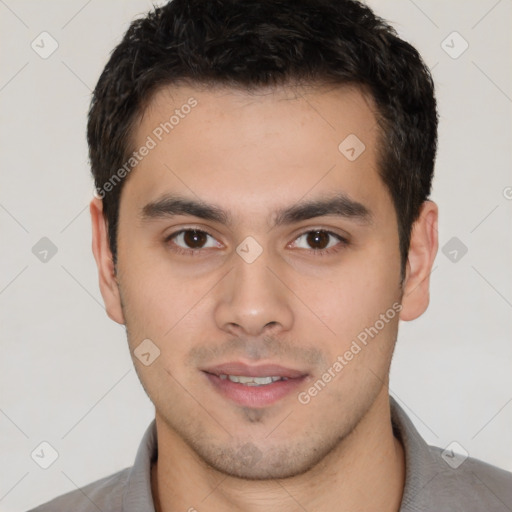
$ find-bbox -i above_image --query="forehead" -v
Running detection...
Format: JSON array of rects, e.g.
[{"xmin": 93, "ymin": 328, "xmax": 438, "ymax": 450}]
[
  {"xmin": 141, "ymin": 82, "xmax": 378, "ymax": 148},
  {"xmin": 121, "ymin": 83, "xmax": 389, "ymax": 220}
]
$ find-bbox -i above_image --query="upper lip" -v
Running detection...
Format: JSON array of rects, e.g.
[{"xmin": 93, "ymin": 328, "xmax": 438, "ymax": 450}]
[{"xmin": 201, "ymin": 362, "xmax": 307, "ymax": 379}]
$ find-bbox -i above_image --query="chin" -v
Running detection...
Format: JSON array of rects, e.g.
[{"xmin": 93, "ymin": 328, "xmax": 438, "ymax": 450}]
[{"xmin": 191, "ymin": 437, "xmax": 341, "ymax": 481}]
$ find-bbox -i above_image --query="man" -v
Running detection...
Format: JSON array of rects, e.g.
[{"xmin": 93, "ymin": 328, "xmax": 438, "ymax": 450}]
[{"xmin": 30, "ymin": 0, "xmax": 511, "ymax": 510}]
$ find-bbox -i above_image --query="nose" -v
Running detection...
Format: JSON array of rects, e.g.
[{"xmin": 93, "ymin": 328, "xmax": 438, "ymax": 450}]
[{"xmin": 213, "ymin": 249, "xmax": 294, "ymax": 338}]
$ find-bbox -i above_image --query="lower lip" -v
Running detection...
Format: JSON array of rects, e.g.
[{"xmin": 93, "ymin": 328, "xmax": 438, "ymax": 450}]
[{"xmin": 204, "ymin": 372, "xmax": 306, "ymax": 408}]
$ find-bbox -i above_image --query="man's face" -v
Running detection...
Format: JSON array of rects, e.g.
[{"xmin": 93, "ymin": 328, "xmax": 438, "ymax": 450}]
[{"xmin": 113, "ymin": 84, "xmax": 403, "ymax": 479}]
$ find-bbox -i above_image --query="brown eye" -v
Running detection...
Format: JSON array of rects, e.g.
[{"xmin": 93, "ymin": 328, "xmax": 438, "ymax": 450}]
[
  {"xmin": 291, "ymin": 230, "xmax": 346, "ymax": 253},
  {"xmin": 306, "ymin": 230, "xmax": 331, "ymax": 250},
  {"xmin": 168, "ymin": 229, "xmax": 220, "ymax": 251},
  {"xmin": 183, "ymin": 230, "xmax": 208, "ymax": 248}
]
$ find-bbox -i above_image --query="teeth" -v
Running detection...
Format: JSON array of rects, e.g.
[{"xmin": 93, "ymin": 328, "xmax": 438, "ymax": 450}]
[{"xmin": 219, "ymin": 375, "xmax": 286, "ymax": 386}]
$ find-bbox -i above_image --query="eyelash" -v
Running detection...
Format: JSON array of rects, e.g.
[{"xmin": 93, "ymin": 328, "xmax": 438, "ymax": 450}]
[{"xmin": 164, "ymin": 228, "xmax": 349, "ymax": 257}]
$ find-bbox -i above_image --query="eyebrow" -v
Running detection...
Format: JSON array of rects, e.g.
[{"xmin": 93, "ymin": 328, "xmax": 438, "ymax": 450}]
[
  {"xmin": 274, "ymin": 193, "xmax": 372, "ymax": 226},
  {"xmin": 140, "ymin": 193, "xmax": 372, "ymax": 227}
]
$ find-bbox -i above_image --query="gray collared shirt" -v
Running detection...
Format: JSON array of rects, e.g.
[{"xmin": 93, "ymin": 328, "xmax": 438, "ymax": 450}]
[{"xmin": 29, "ymin": 396, "xmax": 512, "ymax": 511}]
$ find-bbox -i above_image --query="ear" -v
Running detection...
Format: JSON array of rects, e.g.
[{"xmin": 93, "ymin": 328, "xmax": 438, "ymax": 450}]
[
  {"xmin": 90, "ymin": 197, "xmax": 125, "ymax": 325},
  {"xmin": 400, "ymin": 200, "xmax": 438, "ymax": 321}
]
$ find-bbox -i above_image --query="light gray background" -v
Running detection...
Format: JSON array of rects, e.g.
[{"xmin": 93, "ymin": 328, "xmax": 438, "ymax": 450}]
[{"xmin": 1, "ymin": 1, "xmax": 511, "ymax": 510}]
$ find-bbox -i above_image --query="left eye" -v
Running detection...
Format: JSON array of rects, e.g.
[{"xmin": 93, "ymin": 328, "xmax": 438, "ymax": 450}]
[
  {"xmin": 292, "ymin": 230, "xmax": 344, "ymax": 251},
  {"xmin": 169, "ymin": 229, "xmax": 220, "ymax": 250}
]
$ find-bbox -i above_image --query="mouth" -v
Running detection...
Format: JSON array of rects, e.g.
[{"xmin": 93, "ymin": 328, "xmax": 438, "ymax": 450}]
[
  {"xmin": 201, "ymin": 362, "xmax": 308, "ymax": 408},
  {"xmin": 218, "ymin": 374, "xmax": 289, "ymax": 386}
]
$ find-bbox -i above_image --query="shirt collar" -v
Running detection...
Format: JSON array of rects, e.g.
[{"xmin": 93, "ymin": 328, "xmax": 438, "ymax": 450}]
[
  {"xmin": 389, "ymin": 395, "xmax": 439, "ymax": 510},
  {"xmin": 122, "ymin": 420, "xmax": 158, "ymax": 512}
]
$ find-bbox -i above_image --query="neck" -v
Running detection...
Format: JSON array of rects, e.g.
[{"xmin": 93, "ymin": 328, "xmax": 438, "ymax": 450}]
[{"xmin": 151, "ymin": 388, "xmax": 405, "ymax": 512}]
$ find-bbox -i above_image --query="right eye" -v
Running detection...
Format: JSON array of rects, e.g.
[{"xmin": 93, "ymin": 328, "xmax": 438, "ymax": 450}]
[{"xmin": 165, "ymin": 229, "xmax": 222, "ymax": 254}]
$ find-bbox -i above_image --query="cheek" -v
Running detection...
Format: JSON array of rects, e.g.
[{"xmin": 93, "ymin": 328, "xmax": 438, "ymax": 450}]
[
  {"xmin": 303, "ymin": 270, "xmax": 401, "ymax": 406},
  {"xmin": 345, "ymin": 267, "xmax": 400, "ymax": 320},
  {"xmin": 116, "ymin": 255, "xmax": 175, "ymax": 337},
  {"xmin": 305, "ymin": 242, "xmax": 401, "ymax": 350},
  {"xmin": 117, "ymin": 249, "xmax": 218, "ymax": 348}
]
